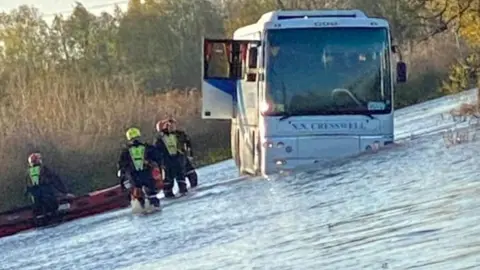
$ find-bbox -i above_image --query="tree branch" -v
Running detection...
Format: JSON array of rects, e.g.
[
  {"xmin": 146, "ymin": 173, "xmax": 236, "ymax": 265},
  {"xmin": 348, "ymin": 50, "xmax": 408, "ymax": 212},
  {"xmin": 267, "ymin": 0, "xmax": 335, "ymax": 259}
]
[
  {"xmin": 416, "ymin": 0, "xmax": 475, "ymax": 44},
  {"xmin": 275, "ymin": 0, "xmax": 285, "ymax": 9}
]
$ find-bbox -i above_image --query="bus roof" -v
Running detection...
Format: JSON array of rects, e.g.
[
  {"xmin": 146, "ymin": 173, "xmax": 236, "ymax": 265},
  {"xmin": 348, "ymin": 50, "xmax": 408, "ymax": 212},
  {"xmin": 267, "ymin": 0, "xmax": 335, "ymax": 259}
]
[
  {"xmin": 233, "ymin": 9, "xmax": 382, "ymax": 38},
  {"xmin": 258, "ymin": 9, "xmax": 367, "ymax": 24}
]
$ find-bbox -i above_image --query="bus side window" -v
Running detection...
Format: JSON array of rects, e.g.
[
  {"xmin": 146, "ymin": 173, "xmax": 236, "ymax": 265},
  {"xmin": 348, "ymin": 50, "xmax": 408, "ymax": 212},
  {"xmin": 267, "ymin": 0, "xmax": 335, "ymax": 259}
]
[
  {"xmin": 203, "ymin": 39, "xmax": 260, "ymax": 81},
  {"xmin": 204, "ymin": 41, "xmax": 231, "ymax": 79},
  {"xmin": 248, "ymin": 46, "xmax": 258, "ymax": 69},
  {"xmin": 245, "ymin": 44, "xmax": 258, "ymax": 82}
]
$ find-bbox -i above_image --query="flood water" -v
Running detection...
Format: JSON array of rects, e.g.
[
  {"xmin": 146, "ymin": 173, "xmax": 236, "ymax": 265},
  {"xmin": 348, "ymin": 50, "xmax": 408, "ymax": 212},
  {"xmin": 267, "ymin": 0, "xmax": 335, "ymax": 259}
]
[{"xmin": 1, "ymin": 89, "xmax": 480, "ymax": 270}]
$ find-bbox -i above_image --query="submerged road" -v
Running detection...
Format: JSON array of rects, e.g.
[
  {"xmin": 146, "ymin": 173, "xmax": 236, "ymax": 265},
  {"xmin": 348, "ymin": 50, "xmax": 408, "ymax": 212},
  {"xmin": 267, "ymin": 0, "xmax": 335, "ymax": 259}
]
[{"xmin": 1, "ymin": 89, "xmax": 480, "ymax": 270}]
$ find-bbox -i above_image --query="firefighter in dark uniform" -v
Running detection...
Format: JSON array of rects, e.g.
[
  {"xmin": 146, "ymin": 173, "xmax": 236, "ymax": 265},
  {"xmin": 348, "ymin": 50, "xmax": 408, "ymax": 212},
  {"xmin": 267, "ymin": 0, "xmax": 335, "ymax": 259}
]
[
  {"xmin": 153, "ymin": 119, "xmax": 190, "ymax": 198},
  {"xmin": 25, "ymin": 152, "xmax": 72, "ymax": 217},
  {"xmin": 162, "ymin": 118, "xmax": 198, "ymax": 187},
  {"xmin": 117, "ymin": 127, "xmax": 163, "ymax": 208}
]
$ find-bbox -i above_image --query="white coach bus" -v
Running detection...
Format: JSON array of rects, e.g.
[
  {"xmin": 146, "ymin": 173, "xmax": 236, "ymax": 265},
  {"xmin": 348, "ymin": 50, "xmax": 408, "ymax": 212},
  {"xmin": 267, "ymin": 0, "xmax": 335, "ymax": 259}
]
[{"xmin": 201, "ymin": 9, "xmax": 407, "ymax": 176}]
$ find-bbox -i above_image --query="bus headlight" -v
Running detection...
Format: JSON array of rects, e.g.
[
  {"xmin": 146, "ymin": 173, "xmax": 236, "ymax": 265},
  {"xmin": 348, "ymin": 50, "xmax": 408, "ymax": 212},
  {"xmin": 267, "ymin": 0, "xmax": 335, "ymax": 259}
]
[
  {"xmin": 263, "ymin": 142, "xmax": 273, "ymax": 148},
  {"xmin": 277, "ymin": 142, "xmax": 284, "ymax": 148}
]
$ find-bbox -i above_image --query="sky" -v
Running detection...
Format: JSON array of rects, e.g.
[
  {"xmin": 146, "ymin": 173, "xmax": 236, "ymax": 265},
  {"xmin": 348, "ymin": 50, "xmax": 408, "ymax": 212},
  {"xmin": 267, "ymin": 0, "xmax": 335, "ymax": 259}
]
[{"xmin": 0, "ymin": 0, "xmax": 129, "ymax": 22}]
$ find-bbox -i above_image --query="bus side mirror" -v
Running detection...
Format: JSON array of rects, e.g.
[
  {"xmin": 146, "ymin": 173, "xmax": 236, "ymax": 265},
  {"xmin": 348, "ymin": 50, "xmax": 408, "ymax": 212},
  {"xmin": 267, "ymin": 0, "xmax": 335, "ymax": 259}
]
[{"xmin": 396, "ymin": 61, "xmax": 407, "ymax": 83}]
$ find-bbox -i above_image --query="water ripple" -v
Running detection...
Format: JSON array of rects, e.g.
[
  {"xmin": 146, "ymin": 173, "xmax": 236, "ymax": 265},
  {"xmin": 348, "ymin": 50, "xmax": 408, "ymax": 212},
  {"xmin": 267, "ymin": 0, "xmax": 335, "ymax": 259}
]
[{"xmin": 3, "ymin": 91, "xmax": 480, "ymax": 269}]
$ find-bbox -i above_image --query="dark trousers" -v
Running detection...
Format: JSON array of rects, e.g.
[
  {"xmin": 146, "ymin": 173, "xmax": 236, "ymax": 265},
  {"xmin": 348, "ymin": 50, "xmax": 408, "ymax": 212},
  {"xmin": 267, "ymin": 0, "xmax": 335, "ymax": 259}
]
[
  {"xmin": 129, "ymin": 173, "xmax": 160, "ymax": 207},
  {"xmin": 184, "ymin": 157, "xmax": 198, "ymax": 187},
  {"xmin": 163, "ymin": 155, "xmax": 187, "ymax": 196},
  {"xmin": 27, "ymin": 184, "xmax": 59, "ymax": 216}
]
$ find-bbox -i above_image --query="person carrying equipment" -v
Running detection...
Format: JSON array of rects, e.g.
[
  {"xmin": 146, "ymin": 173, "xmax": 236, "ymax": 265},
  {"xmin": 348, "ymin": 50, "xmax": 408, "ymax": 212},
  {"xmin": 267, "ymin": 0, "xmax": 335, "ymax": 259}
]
[
  {"xmin": 25, "ymin": 152, "xmax": 71, "ymax": 217},
  {"xmin": 153, "ymin": 119, "xmax": 188, "ymax": 198},
  {"xmin": 162, "ymin": 117, "xmax": 198, "ymax": 188},
  {"xmin": 117, "ymin": 127, "xmax": 163, "ymax": 208}
]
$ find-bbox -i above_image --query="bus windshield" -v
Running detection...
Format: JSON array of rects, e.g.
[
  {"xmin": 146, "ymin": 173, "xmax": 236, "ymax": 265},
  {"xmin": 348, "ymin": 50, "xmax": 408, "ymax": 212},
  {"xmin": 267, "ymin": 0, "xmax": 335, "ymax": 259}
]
[{"xmin": 264, "ymin": 27, "xmax": 392, "ymax": 117}]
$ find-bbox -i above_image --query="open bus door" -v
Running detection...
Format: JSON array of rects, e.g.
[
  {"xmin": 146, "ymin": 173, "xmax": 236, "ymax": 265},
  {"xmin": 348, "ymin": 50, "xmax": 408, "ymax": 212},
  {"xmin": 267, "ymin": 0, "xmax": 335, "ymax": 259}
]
[{"xmin": 202, "ymin": 38, "xmax": 260, "ymax": 119}]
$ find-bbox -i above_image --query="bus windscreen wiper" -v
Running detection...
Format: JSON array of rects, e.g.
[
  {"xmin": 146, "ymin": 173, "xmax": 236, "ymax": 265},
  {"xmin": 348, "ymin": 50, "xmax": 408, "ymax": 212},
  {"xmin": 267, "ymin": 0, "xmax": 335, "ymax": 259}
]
[
  {"xmin": 357, "ymin": 111, "xmax": 375, "ymax": 119},
  {"xmin": 349, "ymin": 111, "xmax": 376, "ymax": 119},
  {"xmin": 279, "ymin": 112, "xmax": 294, "ymax": 121},
  {"xmin": 335, "ymin": 109, "xmax": 376, "ymax": 119}
]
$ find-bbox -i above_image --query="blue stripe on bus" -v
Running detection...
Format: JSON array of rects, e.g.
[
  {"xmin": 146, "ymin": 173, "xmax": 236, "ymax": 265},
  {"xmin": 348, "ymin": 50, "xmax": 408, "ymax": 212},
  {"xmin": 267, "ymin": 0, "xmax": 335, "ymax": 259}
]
[
  {"xmin": 205, "ymin": 79, "xmax": 237, "ymax": 102},
  {"xmin": 204, "ymin": 79, "xmax": 254, "ymax": 149}
]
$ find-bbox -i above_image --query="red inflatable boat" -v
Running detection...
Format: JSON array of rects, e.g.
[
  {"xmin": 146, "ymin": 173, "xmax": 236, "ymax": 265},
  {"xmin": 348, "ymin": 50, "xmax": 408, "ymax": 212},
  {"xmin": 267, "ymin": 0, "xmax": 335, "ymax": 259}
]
[{"xmin": 0, "ymin": 185, "xmax": 130, "ymax": 239}]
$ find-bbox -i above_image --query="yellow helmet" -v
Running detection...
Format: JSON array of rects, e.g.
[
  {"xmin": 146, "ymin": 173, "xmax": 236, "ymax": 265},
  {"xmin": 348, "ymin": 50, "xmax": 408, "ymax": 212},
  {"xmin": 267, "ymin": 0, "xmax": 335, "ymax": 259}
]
[{"xmin": 126, "ymin": 127, "xmax": 141, "ymax": 141}]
